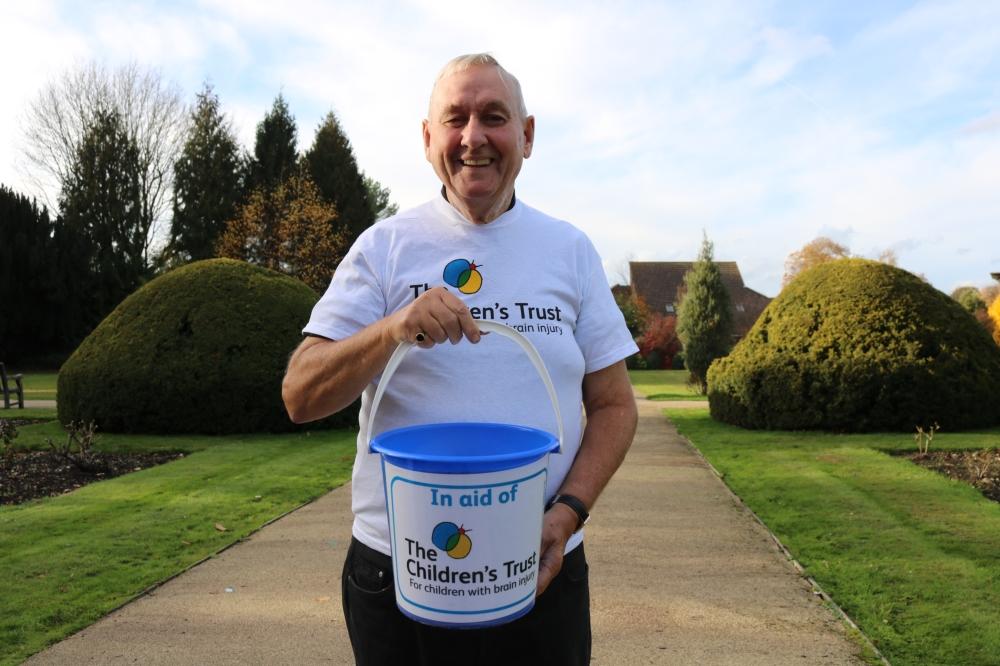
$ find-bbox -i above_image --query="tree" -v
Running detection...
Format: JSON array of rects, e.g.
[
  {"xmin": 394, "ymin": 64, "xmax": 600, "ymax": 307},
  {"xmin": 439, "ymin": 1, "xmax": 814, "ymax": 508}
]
[
  {"xmin": 166, "ymin": 84, "xmax": 244, "ymax": 264},
  {"xmin": 0, "ymin": 185, "xmax": 97, "ymax": 362},
  {"xmin": 614, "ymin": 290, "xmax": 651, "ymax": 338},
  {"xmin": 21, "ymin": 61, "xmax": 186, "ymax": 243},
  {"xmin": 636, "ymin": 314, "xmax": 681, "ymax": 369},
  {"xmin": 364, "ymin": 173, "xmax": 399, "ymax": 221},
  {"xmin": 245, "ymin": 94, "xmax": 298, "ymax": 194},
  {"xmin": 216, "ymin": 171, "xmax": 349, "ymax": 292},
  {"xmin": 951, "ymin": 286, "xmax": 986, "ymax": 314},
  {"xmin": 990, "ymin": 297, "xmax": 1000, "ymax": 347},
  {"xmin": 981, "ymin": 284, "xmax": 1000, "ymax": 308},
  {"xmin": 304, "ymin": 111, "xmax": 374, "ymax": 241},
  {"xmin": 60, "ymin": 108, "xmax": 149, "ymax": 317},
  {"xmin": 782, "ymin": 237, "xmax": 851, "ymax": 286},
  {"xmin": 677, "ymin": 233, "xmax": 733, "ymax": 394}
]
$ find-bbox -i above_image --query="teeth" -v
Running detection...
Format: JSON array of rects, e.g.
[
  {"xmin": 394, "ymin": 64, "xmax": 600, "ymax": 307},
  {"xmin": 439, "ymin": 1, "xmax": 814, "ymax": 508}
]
[{"xmin": 462, "ymin": 158, "xmax": 492, "ymax": 166}]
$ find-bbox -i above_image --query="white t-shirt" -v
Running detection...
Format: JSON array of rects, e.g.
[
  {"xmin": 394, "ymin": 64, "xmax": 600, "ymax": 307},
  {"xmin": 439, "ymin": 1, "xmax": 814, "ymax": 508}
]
[{"xmin": 303, "ymin": 195, "xmax": 638, "ymax": 555}]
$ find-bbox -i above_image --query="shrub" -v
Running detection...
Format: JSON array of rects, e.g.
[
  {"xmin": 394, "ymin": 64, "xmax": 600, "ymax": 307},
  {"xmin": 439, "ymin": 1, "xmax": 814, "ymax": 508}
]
[
  {"xmin": 708, "ymin": 259, "xmax": 1000, "ymax": 432},
  {"xmin": 58, "ymin": 258, "xmax": 356, "ymax": 434},
  {"xmin": 636, "ymin": 314, "xmax": 681, "ymax": 369}
]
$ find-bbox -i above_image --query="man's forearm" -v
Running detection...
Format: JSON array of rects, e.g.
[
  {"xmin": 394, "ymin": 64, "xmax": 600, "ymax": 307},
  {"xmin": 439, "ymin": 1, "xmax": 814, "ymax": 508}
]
[
  {"xmin": 282, "ymin": 320, "xmax": 397, "ymax": 423},
  {"xmin": 558, "ymin": 361, "xmax": 637, "ymax": 510},
  {"xmin": 282, "ymin": 287, "xmax": 485, "ymax": 424}
]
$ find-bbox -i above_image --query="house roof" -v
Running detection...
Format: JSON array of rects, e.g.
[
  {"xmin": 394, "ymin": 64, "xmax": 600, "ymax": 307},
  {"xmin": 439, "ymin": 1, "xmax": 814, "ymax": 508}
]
[{"xmin": 628, "ymin": 261, "xmax": 772, "ymax": 338}]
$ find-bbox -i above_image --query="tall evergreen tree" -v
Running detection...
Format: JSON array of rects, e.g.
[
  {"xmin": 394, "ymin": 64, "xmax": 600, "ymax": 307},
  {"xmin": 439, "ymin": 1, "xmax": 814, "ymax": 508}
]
[
  {"xmin": 677, "ymin": 233, "xmax": 733, "ymax": 394},
  {"xmin": 0, "ymin": 185, "xmax": 92, "ymax": 362},
  {"xmin": 60, "ymin": 107, "xmax": 147, "ymax": 319},
  {"xmin": 245, "ymin": 94, "xmax": 298, "ymax": 194},
  {"xmin": 364, "ymin": 173, "xmax": 399, "ymax": 221},
  {"xmin": 304, "ymin": 111, "xmax": 374, "ymax": 241},
  {"xmin": 167, "ymin": 83, "xmax": 243, "ymax": 263}
]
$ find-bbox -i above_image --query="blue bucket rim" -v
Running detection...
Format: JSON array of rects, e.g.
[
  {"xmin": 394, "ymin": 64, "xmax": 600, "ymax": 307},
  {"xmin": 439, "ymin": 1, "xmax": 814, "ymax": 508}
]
[{"xmin": 370, "ymin": 421, "xmax": 558, "ymax": 466}]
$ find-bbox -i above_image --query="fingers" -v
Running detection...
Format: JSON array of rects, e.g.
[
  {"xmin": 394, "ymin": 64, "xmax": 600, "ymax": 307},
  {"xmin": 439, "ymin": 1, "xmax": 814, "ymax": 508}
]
[
  {"xmin": 394, "ymin": 287, "xmax": 482, "ymax": 347},
  {"xmin": 536, "ymin": 545, "xmax": 564, "ymax": 596}
]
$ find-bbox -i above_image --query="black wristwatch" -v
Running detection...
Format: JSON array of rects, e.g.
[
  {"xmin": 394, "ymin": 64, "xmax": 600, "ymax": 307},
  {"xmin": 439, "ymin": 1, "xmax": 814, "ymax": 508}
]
[{"xmin": 545, "ymin": 493, "xmax": 590, "ymax": 532}]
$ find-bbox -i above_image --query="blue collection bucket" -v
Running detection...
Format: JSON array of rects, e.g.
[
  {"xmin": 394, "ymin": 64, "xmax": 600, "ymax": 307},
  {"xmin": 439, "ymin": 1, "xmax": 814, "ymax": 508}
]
[{"xmin": 368, "ymin": 321, "xmax": 563, "ymax": 628}]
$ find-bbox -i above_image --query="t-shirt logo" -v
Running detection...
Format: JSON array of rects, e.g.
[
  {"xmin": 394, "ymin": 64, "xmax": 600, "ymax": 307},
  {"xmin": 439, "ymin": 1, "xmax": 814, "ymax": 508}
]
[{"xmin": 443, "ymin": 258, "xmax": 483, "ymax": 294}]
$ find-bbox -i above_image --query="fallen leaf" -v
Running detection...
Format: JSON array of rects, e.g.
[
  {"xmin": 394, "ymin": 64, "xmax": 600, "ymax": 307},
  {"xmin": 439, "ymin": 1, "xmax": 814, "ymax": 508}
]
[{"xmin": 214, "ymin": 523, "xmax": 227, "ymax": 532}]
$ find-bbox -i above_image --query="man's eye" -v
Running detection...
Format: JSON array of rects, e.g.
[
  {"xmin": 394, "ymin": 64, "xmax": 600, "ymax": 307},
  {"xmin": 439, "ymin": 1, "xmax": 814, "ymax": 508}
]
[
  {"xmin": 444, "ymin": 117, "xmax": 466, "ymax": 127},
  {"xmin": 484, "ymin": 114, "xmax": 507, "ymax": 125}
]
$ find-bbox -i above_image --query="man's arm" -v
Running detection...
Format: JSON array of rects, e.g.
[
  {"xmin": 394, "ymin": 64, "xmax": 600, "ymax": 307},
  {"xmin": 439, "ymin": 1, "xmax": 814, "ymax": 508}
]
[
  {"xmin": 535, "ymin": 359, "xmax": 637, "ymax": 594},
  {"xmin": 282, "ymin": 287, "xmax": 482, "ymax": 423}
]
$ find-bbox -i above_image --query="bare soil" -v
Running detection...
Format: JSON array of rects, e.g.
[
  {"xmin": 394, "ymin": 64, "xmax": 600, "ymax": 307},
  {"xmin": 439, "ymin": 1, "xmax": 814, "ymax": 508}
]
[
  {"xmin": 903, "ymin": 448, "xmax": 1000, "ymax": 503},
  {"xmin": 1, "ymin": 418, "xmax": 184, "ymax": 505}
]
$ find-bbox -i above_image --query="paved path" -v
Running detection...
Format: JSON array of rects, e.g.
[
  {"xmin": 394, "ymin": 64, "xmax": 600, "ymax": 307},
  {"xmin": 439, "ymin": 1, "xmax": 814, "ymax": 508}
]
[
  {"xmin": 6, "ymin": 399, "xmax": 57, "ymax": 409},
  {"xmin": 27, "ymin": 398, "xmax": 865, "ymax": 664}
]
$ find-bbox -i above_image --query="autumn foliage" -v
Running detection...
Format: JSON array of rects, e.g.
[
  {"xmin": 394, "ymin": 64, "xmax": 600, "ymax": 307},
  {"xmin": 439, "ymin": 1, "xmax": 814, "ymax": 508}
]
[
  {"xmin": 782, "ymin": 237, "xmax": 850, "ymax": 286},
  {"xmin": 990, "ymin": 297, "xmax": 1000, "ymax": 346},
  {"xmin": 636, "ymin": 314, "xmax": 681, "ymax": 369},
  {"xmin": 216, "ymin": 172, "xmax": 348, "ymax": 292}
]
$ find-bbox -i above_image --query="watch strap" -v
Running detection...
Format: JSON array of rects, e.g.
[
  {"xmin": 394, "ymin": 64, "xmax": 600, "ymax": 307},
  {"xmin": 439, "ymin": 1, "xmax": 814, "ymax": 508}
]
[{"xmin": 545, "ymin": 493, "xmax": 590, "ymax": 532}]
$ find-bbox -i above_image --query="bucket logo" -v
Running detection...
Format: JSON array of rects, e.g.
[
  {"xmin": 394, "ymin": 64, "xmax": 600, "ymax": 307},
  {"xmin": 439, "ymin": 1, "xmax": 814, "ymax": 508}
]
[
  {"xmin": 443, "ymin": 259, "xmax": 483, "ymax": 294},
  {"xmin": 432, "ymin": 521, "xmax": 472, "ymax": 559}
]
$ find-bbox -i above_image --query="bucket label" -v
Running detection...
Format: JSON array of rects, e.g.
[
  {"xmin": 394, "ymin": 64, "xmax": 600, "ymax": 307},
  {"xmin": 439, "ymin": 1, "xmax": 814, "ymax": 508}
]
[{"xmin": 382, "ymin": 456, "xmax": 548, "ymax": 627}]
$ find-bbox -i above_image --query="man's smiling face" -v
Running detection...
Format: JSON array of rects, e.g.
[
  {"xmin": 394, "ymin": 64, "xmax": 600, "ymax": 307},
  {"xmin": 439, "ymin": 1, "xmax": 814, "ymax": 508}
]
[{"xmin": 423, "ymin": 64, "xmax": 535, "ymax": 224}]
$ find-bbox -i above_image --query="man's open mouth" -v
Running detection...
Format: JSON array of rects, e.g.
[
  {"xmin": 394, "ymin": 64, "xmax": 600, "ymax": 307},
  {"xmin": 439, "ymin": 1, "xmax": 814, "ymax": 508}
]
[{"xmin": 461, "ymin": 158, "xmax": 493, "ymax": 166}]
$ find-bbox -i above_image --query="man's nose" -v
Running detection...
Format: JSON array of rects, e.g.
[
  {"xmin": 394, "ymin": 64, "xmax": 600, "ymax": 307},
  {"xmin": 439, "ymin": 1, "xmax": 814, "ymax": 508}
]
[{"xmin": 461, "ymin": 116, "xmax": 487, "ymax": 148}]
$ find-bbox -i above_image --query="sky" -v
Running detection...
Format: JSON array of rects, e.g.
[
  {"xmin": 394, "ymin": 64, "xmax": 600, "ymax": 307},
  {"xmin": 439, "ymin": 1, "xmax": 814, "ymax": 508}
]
[{"xmin": 2, "ymin": 0, "xmax": 998, "ymax": 297}]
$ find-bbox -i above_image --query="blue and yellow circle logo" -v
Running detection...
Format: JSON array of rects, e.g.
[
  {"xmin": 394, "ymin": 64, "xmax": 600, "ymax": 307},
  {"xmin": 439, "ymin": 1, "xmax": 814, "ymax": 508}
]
[
  {"xmin": 432, "ymin": 521, "xmax": 472, "ymax": 559},
  {"xmin": 443, "ymin": 259, "xmax": 483, "ymax": 295}
]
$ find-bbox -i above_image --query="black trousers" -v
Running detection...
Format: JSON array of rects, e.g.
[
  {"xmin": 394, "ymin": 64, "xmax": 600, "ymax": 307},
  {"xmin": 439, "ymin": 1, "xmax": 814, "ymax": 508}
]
[{"xmin": 341, "ymin": 537, "xmax": 591, "ymax": 666}]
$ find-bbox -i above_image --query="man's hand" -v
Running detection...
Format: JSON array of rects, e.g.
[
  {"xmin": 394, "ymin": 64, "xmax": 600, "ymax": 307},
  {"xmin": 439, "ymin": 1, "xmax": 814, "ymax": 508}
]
[
  {"xmin": 536, "ymin": 501, "xmax": 579, "ymax": 595},
  {"xmin": 283, "ymin": 287, "xmax": 485, "ymax": 423},
  {"xmin": 386, "ymin": 287, "xmax": 482, "ymax": 347}
]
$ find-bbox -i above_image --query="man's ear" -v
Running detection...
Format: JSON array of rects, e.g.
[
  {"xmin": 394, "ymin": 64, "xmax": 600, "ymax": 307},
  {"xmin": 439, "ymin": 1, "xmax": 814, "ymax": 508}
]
[
  {"xmin": 522, "ymin": 115, "xmax": 535, "ymax": 158},
  {"xmin": 422, "ymin": 119, "xmax": 432, "ymax": 159}
]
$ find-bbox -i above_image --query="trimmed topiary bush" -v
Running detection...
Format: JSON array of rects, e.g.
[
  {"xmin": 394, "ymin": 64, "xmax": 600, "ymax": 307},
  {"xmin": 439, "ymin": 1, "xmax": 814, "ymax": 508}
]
[
  {"xmin": 708, "ymin": 259, "xmax": 1000, "ymax": 432},
  {"xmin": 58, "ymin": 258, "xmax": 354, "ymax": 434}
]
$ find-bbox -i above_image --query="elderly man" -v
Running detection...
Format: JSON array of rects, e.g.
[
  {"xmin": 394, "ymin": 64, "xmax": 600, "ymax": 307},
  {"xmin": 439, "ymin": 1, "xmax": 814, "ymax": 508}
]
[{"xmin": 283, "ymin": 53, "xmax": 637, "ymax": 666}]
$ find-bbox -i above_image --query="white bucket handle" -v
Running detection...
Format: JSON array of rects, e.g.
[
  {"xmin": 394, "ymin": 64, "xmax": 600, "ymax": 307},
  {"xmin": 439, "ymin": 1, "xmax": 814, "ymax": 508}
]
[{"xmin": 366, "ymin": 320, "xmax": 563, "ymax": 453}]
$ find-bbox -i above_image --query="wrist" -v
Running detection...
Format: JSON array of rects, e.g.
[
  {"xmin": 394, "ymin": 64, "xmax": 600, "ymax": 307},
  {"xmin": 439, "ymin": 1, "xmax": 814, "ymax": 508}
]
[{"xmin": 545, "ymin": 493, "xmax": 590, "ymax": 533}]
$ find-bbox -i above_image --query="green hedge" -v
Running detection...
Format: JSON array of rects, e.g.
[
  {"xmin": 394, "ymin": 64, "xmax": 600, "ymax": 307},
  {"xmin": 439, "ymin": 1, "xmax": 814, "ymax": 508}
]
[
  {"xmin": 58, "ymin": 258, "xmax": 357, "ymax": 434},
  {"xmin": 708, "ymin": 259, "xmax": 1000, "ymax": 432}
]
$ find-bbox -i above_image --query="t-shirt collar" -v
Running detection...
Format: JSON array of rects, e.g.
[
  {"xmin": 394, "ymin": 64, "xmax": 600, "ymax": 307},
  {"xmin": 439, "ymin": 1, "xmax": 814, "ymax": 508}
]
[{"xmin": 436, "ymin": 186, "xmax": 521, "ymax": 228}]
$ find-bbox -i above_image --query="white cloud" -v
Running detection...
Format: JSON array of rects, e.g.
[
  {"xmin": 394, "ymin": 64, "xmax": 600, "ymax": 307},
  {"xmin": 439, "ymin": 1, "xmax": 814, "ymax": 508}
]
[{"xmin": 1, "ymin": 0, "xmax": 998, "ymax": 296}]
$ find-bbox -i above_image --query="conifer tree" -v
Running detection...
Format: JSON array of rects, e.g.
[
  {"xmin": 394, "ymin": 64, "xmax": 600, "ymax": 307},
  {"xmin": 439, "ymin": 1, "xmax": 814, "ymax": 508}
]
[
  {"xmin": 60, "ymin": 108, "xmax": 147, "ymax": 318},
  {"xmin": 677, "ymin": 233, "xmax": 733, "ymax": 394},
  {"xmin": 364, "ymin": 173, "xmax": 399, "ymax": 221},
  {"xmin": 0, "ymin": 186, "xmax": 95, "ymax": 361},
  {"xmin": 304, "ymin": 111, "xmax": 374, "ymax": 242},
  {"xmin": 168, "ymin": 84, "xmax": 243, "ymax": 263},
  {"xmin": 245, "ymin": 94, "xmax": 298, "ymax": 194}
]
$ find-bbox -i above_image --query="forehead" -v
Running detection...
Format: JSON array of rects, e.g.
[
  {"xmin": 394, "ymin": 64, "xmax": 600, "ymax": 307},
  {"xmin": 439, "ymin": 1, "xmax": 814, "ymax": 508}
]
[{"xmin": 429, "ymin": 65, "xmax": 517, "ymax": 116}]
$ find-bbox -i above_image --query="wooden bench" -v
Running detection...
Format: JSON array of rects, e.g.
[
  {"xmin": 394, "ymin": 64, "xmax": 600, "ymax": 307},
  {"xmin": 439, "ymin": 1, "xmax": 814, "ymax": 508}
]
[{"xmin": 1, "ymin": 363, "xmax": 24, "ymax": 409}]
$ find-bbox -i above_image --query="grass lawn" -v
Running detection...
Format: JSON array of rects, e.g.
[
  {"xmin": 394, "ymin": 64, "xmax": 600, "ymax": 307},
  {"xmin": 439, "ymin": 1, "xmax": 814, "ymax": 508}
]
[
  {"xmin": 628, "ymin": 369, "xmax": 706, "ymax": 401},
  {"xmin": 1, "ymin": 406, "xmax": 58, "ymax": 421},
  {"xmin": 668, "ymin": 408, "xmax": 1000, "ymax": 666},
  {"xmin": 14, "ymin": 372, "xmax": 58, "ymax": 400},
  {"xmin": 1, "ymin": 422, "xmax": 357, "ymax": 665}
]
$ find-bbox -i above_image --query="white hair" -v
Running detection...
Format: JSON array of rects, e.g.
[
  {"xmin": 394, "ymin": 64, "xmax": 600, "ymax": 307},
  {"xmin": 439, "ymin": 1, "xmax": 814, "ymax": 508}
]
[{"xmin": 430, "ymin": 53, "xmax": 528, "ymax": 119}]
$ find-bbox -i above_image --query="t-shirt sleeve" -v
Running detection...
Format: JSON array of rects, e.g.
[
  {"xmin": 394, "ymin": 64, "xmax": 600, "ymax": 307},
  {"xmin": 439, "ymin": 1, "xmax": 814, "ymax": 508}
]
[
  {"xmin": 574, "ymin": 238, "xmax": 639, "ymax": 374},
  {"xmin": 302, "ymin": 233, "xmax": 386, "ymax": 341}
]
